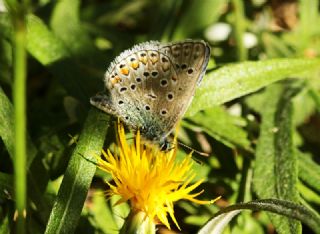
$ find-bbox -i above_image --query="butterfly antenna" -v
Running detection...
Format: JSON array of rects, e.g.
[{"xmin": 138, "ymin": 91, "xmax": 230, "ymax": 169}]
[{"xmin": 177, "ymin": 141, "xmax": 209, "ymax": 157}]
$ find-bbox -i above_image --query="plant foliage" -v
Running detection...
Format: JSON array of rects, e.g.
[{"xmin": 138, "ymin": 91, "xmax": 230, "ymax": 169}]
[{"xmin": 1, "ymin": 0, "xmax": 320, "ymax": 233}]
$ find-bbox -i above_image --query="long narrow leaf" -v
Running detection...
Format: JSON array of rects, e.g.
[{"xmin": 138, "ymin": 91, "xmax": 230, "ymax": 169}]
[
  {"xmin": 183, "ymin": 106, "xmax": 251, "ymax": 150},
  {"xmin": 50, "ymin": 0, "xmax": 94, "ymax": 55},
  {"xmin": 253, "ymin": 83, "xmax": 302, "ymax": 233},
  {"xmin": 198, "ymin": 199, "xmax": 320, "ymax": 234},
  {"xmin": 0, "ymin": 83, "xmax": 36, "ymax": 168},
  {"xmin": 26, "ymin": 14, "xmax": 69, "ymax": 65},
  {"xmin": 0, "ymin": 172, "xmax": 13, "ymax": 199},
  {"xmin": 0, "ymin": 87, "xmax": 15, "ymax": 158},
  {"xmin": 187, "ymin": 58, "xmax": 320, "ymax": 116},
  {"xmin": 45, "ymin": 109, "xmax": 109, "ymax": 234},
  {"xmin": 298, "ymin": 151, "xmax": 320, "ymax": 194}
]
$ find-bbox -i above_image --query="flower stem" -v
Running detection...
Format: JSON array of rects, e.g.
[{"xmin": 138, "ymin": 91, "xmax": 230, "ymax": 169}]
[
  {"xmin": 120, "ymin": 211, "xmax": 156, "ymax": 234},
  {"xmin": 232, "ymin": 0, "xmax": 247, "ymax": 61},
  {"xmin": 12, "ymin": 8, "xmax": 27, "ymax": 234}
]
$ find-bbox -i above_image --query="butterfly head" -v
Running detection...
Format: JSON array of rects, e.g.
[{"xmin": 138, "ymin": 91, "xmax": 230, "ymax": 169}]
[
  {"xmin": 139, "ymin": 124, "xmax": 172, "ymax": 151},
  {"xmin": 159, "ymin": 138, "xmax": 172, "ymax": 151}
]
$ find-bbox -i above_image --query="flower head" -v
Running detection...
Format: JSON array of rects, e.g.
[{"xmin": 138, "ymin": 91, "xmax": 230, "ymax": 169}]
[{"xmin": 97, "ymin": 122, "xmax": 218, "ymax": 230}]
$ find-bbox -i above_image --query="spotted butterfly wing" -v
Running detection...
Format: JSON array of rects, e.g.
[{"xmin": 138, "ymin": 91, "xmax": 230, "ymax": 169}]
[{"xmin": 90, "ymin": 40, "xmax": 210, "ymax": 147}]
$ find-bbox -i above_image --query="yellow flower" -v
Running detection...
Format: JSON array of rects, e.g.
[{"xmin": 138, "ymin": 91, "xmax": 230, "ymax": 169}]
[{"xmin": 97, "ymin": 122, "xmax": 219, "ymax": 230}]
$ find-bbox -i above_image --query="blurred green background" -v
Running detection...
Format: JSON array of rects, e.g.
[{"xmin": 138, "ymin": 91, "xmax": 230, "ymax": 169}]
[{"xmin": 1, "ymin": 0, "xmax": 320, "ymax": 233}]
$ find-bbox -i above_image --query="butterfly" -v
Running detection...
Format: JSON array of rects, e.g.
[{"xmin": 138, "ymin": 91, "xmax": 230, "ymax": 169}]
[{"xmin": 90, "ymin": 39, "xmax": 210, "ymax": 150}]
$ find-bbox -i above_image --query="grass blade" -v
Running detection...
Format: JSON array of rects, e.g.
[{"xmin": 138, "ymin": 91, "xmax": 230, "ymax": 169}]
[
  {"xmin": 253, "ymin": 83, "xmax": 302, "ymax": 233},
  {"xmin": 184, "ymin": 106, "xmax": 251, "ymax": 150},
  {"xmin": 45, "ymin": 109, "xmax": 109, "ymax": 234},
  {"xmin": 187, "ymin": 58, "xmax": 320, "ymax": 116}
]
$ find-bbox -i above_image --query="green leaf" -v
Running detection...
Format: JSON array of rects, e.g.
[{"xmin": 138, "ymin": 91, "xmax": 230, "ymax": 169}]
[
  {"xmin": 198, "ymin": 210, "xmax": 241, "ymax": 234},
  {"xmin": 0, "ymin": 13, "xmax": 12, "ymax": 39},
  {"xmin": 262, "ymin": 33, "xmax": 294, "ymax": 58},
  {"xmin": 298, "ymin": 151, "xmax": 320, "ymax": 194},
  {"xmin": 292, "ymin": 88, "xmax": 316, "ymax": 126},
  {"xmin": 0, "ymin": 172, "xmax": 13, "ymax": 200},
  {"xmin": 296, "ymin": 0, "xmax": 320, "ymax": 49},
  {"xmin": 26, "ymin": 13, "xmax": 104, "ymax": 103},
  {"xmin": 173, "ymin": 0, "xmax": 226, "ymax": 39},
  {"xmin": 308, "ymin": 88, "xmax": 320, "ymax": 113},
  {"xmin": 88, "ymin": 191, "xmax": 119, "ymax": 234},
  {"xmin": 183, "ymin": 106, "xmax": 251, "ymax": 150},
  {"xmin": 26, "ymin": 14, "xmax": 69, "ymax": 65},
  {"xmin": 44, "ymin": 109, "xmax": 109, "ymax": 234},
  {"xmin": 253, "ymin": 83, "xmax": 302, "ymax": 234},
  {"xmin": 0, "ymin": 14, "xmax": 12, "ymax": 85},
  {"xmin": 50, "ymin": 0, "xmax": 95, "ymax": 55},
  {"xmin": 0, "ymin": 87, "xmax": 37, "ymax": 167},
  {"xmin": 231, "ymin": 0, "xmax": 247, "ymax": 61},
  {"xmin": 187, "ymin": 58, "xmax": 320, "ymax": 116},
  {"xmin": 0, "ymin": 214, "xmax": 10, "ymax": 234},
  {"xmin": 198, "ymin": 199, "xmax": 320, "ymax": 234},
  {"xmin": 0, "ymin": 87, "xmax": 14, "ymax": 158}
]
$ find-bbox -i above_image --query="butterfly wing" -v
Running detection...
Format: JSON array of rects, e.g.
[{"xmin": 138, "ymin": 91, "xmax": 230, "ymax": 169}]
[
  {"xmin": 154, "ymin": 40, "xmax": 210, "ymax": 134},
  {"xmin": 90, "ymin": 42, "xmax": 164, "ymax": 137},
  {"xmin": 90, "ymin": 40, "xmax": 210, "ymax": 143}
]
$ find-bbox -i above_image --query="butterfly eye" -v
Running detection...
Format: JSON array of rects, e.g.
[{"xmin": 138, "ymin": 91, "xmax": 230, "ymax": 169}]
[{"xmin": 118, "ymin": 100, "xmax": 124, "ymax": 105}]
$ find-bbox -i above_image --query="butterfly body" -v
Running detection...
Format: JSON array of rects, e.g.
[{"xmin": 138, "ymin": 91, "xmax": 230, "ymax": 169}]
[{"xmin": 90, "ymin": 40, "xmax": 210, "ymax": 149}]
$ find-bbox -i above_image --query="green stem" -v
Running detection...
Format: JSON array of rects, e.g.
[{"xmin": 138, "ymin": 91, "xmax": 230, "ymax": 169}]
[
  {"xmin": 212, "ymin": 199, "xmax": 320, "ymax": 233},
  {"xmin": 13, "ymin": 13, "xmax": 27, "ymax": 234},
  {"xmin": 232, "ymin": 0, "xmax": 247, "ymax": 61}
]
